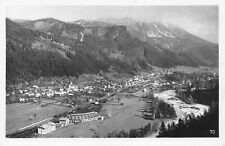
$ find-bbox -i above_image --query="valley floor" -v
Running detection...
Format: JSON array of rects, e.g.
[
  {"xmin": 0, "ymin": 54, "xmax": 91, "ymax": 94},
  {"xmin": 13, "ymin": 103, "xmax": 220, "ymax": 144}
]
[{"xmin": 39, "ymin": 94, "xmax": 162, "ymax": 138}]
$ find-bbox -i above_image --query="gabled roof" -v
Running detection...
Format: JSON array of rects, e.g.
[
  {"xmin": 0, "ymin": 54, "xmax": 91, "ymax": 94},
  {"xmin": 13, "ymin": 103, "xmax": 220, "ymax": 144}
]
[{"xmin": 59, "ymin": 117, "xmax": 69, "ymax": 121}]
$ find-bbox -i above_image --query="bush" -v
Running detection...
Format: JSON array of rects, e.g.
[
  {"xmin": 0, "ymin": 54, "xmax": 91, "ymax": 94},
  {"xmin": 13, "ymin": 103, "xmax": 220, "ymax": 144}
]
[{"xmin": 107, "ymin": 123, "xmax": 153, "ymax": 138}]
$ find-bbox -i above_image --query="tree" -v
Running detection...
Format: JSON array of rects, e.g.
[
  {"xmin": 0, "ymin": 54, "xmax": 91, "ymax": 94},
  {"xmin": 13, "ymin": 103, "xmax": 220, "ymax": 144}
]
[
  {"xmin": 129, "ymin": 129, "xmax": 139, "ymax": 138},
  {"xmin": 118, "ymin": 130, "xmax": 129, "ymax": 137},
  {"xmin": 117, "ymin": 97, "xmax": 121, "ymax": 103},
  {"xmin": 158, "ymin": 122, "xmax": 166, "ymax": 136},
  {"xmin": 189, "ymin": 95, "xmax": 194, "ymax": 104}
]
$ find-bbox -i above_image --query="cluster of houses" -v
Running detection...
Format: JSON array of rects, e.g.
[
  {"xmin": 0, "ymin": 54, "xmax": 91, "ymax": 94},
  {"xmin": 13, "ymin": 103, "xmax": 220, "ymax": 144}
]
[
  {"xmin": 89, "ymin": 78, "xmax": 122, "ymax": 93},
  {"xmin": 125, "ymin": 75, "xmax": 145, "ymax": 87},
  {"xmin": 124, "ymin": 72, "xmax": 178, "ymax": 93},
  {"xmin": 7, "ymin": 69, "xmax": 177, "ymax": 106},
  {"xmin": 6, "ymin": 76, "xmax": 124, "ymax": 106},
  {"xmin": 37, "ymin": 112, "xmax": 104, "ymax": 135},
  {"xmin": 7, "ymin": 68, "xmax": 218, "ymax": 106}
]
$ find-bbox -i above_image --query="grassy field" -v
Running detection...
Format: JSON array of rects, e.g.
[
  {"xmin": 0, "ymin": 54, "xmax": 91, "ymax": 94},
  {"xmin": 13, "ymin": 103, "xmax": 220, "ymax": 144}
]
[
  {"xmin": 40, "ymin": 94, "xmax": 161, "ymax": 138},
  {"xmin": 6, "ymin": 103, "xmax": 71, "ymax": 134}
]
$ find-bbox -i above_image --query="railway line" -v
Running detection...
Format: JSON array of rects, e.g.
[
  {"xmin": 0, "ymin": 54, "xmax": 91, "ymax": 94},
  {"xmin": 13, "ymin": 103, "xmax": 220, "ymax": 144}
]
[{"xmin": 7, "ymin": 126, "xmax": 38, "ymax": 138}]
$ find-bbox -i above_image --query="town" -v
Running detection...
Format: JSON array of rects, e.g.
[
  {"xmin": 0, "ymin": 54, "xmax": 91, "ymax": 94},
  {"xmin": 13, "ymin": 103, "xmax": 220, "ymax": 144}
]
[{"xmin": 6, "ymin": 67, "xmax": 218, "ymax": 137}]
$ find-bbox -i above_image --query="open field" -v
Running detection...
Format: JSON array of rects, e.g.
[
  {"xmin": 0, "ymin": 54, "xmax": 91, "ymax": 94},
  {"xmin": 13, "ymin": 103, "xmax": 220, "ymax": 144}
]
[
  {"xmin": 40, "ymin": 94, "xmax": 161, "ymax": 138},
  {"xmin": 6, "ymin": 103, "xmax": 71, "ymax": 134},
  {"xmin": 96, "ymin": 95, "xmax": 161, "ymax": 136}
]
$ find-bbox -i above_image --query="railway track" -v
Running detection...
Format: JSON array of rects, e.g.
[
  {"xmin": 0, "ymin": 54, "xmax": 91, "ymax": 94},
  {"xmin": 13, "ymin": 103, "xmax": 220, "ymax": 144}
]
[
  {"xmin": 7, "ymin": 126, "xmax": 38, "ymax": 138},
  {"xmin": 7, "ymin": 112, "xmax": 69, "ymax": 138}
]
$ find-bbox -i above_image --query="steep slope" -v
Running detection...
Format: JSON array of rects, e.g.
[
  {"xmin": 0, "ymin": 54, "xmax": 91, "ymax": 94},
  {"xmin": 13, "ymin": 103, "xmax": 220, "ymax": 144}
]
[
  {"xmin": 6, "ymin": 19, "xmax": 137, "ymax": 84},
  {"xmin": 6, "ymin": 19, "xmax": 107, "ymax": 84},
  {"xmin": 86, "ymin": 18, "xmax": 219, "ymax": 67},
  {"xmin": 80, "ymin": 24, "xmax": 194, "ymax": 68},
  {"xmin": 7, "ymin": 18, "xmax": 219, "ymax": 84},
  {"xmin": 127, "ymin": 22, "xmax": 218, "ymax": 66},
  {"xmin": 18, "ymin": 18, "xmax": 194, "ymax": 68},
  {"xmin": 19, "ymin": 18, "xmax": 85, "ymax": 41}
]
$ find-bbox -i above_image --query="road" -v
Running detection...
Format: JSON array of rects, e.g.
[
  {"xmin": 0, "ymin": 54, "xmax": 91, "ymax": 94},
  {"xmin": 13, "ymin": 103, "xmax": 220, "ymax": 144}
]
[{"xmin": 18, "ymin": 116, "xmax": 53, "ymax": 131}]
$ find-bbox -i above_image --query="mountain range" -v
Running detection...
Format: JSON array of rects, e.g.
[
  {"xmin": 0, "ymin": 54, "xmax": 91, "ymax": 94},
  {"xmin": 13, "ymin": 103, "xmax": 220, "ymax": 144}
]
[{"xmin": 6, "ymin": 18, "xmax": 218, "ymax": 83}]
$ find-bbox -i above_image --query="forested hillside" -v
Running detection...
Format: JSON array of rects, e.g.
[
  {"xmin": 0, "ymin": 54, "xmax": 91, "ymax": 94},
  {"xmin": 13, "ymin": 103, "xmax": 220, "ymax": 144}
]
[{"xmin": 6, "ymin": 18, "xmax": 219, "ymax": 84}]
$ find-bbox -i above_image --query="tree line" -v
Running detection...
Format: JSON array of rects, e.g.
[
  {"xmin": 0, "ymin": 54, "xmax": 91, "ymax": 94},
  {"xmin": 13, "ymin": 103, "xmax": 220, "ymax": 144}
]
[{"xmin": 107, "ymin": 122, "xmax": 159, "ymax": 138}]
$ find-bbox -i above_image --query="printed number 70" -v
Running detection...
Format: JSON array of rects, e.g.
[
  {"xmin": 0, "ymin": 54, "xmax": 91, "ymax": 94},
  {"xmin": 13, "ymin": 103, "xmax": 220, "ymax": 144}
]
[{"xmin": 209, "ymin": 129, "xmax": 215, "ymax": 135}]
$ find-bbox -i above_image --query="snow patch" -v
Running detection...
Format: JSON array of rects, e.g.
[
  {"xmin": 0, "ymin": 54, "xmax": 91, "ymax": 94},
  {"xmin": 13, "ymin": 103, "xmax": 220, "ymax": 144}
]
[
  {"xmin": 113, "ymin": 30, "xmax": 119, "ymax": 40},
  {"xmin": 147, "ymin": 31, "xmax": 162, "ymax": 38},
  {"xmin": 80, "ymin": 32, "xmax": 84, "ymax": 42},
  {"xmin": 152, "ymin": 23, "xmax": 158, "ymax": 29},
  {"xmin": 157, "ymin": 29, "xmax": 176, "ymax": 38}
]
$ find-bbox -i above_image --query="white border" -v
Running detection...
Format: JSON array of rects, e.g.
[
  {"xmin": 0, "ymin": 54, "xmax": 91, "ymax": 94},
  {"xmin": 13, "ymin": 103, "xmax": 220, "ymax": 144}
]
[{"xmin": 1, "ymin": 0, "xmax": 225, "ymax": 146}]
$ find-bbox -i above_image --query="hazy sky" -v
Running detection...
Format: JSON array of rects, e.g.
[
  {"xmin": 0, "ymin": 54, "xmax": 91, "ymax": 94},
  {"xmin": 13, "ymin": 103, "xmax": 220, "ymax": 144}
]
[{"xmin": 6, "ymin": 6, "xmax": 218, "ymax": 43}]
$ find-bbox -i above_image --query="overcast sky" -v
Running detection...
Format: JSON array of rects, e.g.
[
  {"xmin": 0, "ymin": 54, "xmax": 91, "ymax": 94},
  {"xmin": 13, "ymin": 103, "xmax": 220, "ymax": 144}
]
[{"xmin": 6, "ymin": 6, "xmax": 218, "ymax": 43}]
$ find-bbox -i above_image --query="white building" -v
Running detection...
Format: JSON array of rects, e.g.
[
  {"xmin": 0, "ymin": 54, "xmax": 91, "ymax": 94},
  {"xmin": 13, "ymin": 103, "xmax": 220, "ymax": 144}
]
[
  {"xmin": 33, "ymin": 85, "xmax": 39, "ymax": 88},
  {"xmin": 38, "ymin": 122, "xmax": 56, "ymax": 135},
  {"xmin": 19, "ymin": 98, "xmax": 25, "ymax": 102},
  {"xmin": 59, "ymin": 117, "xmax": 70, "ymax": 127},
  {"xmin": 46, "ymin": 92, "xmax": 54, "ymax": 97},
  {"xmin": 35, "ymin": 93, "xmax": 41, "ymax": 97}
]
